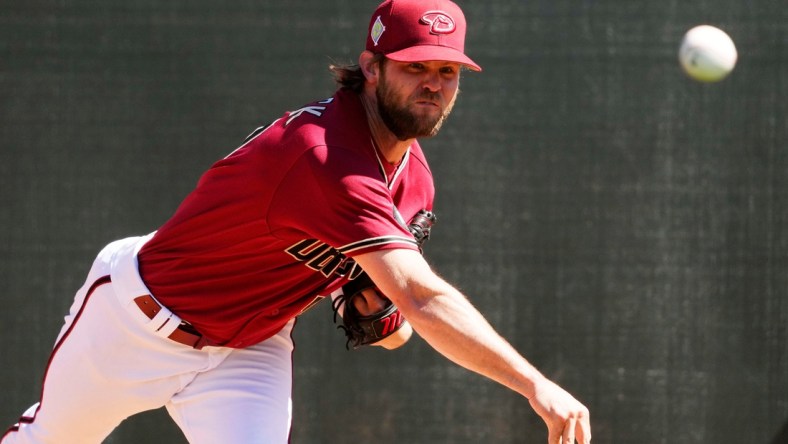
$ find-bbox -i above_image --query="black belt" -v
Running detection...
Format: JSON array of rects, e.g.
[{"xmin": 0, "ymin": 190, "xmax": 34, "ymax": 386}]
[{"xmin": 133, "ymin": 295, "xmax": 209, "ymax": 349}]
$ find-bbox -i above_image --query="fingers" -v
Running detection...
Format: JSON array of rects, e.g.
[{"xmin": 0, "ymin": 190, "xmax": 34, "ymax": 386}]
[
  {"xmin": 577, "ymin": 409, "xmax": 592, "ymax": 444},
  {"xmin": 566, "ymin": 412, "xmax": 592, "ymax": 444},
  {"xmin": 548, "ymin": 425, "xmax": 559, "ymax": 444},
  {"xmin": 549, "ymin": 412, "xmax": 591, "ymax": 444},
  {"xmin": 562, "ymin": 417, "xmax": 576, "ymax": 444},
  {"xmin": 531, "ymin": 378, "xmax": 591, "ymax": 444},
  {"xmin": 354, "ymin": 288, "xmax": 389, "ymax": 314},
  {"xmin": 547, "ymin": 420, "xmax": 572, "ymax": 444}
]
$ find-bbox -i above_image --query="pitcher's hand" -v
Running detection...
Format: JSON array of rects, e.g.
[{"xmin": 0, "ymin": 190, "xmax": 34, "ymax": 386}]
[{"xmin": 528, "ymin": 377, "xmax": 591, "ymax": 444}]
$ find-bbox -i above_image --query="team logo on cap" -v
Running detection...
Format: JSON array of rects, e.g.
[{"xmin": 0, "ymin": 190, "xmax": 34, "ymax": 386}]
[
  {"xmin": 420, "ymin": 11, "xmax": 455, "ymax": 35},
  {"xmin": 370, "ymin": 15, "xmax": 386, "ymax": 46}
]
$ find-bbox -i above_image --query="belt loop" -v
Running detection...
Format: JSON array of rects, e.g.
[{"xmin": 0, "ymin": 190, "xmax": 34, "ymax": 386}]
[
  {"xmin": 152, "ymin": 308, "xmax": 180, "ymax": 338},
  {"xmin": 132, "ymin": 294, "xmax": 208, "ymax": 348},
  {"xmin": 193, "ymin": 336, "xmax": 210, "ymax": 350}
]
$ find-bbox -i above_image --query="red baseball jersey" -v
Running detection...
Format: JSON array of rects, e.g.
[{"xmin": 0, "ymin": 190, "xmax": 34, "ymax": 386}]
[{"xmin": 137, "ymin": 89, "xmax": 435, "ymax": 347}]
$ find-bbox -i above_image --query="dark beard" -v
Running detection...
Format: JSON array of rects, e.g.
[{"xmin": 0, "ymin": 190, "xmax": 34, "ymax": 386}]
[{"xmin": 376, "ymin": 78, "xmax": 455, "ymax": 141}]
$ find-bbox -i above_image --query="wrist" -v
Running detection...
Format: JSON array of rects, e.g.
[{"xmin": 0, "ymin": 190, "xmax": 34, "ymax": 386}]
[{"xmin": 509, "ymin": 363, "xmax": 549, "ymax": 399}]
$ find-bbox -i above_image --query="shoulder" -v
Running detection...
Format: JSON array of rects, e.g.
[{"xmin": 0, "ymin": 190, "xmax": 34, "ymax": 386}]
[
  {"xmin": 282, "ymin": 89, "xmax": 368, "ymax": 145},
  {"xmin": 232, "ymin": 90, "xmax": 371, "ymax": 170}
]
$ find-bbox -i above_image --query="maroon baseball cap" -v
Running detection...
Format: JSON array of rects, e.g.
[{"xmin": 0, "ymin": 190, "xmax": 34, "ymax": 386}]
[{"xmin": 366, "ymin": 0, "xmax": 482, "ymax": 72}]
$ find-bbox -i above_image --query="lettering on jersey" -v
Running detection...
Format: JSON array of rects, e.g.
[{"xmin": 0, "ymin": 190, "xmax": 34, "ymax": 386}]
[
  {"xmin": 285, "ymin": 239, "xmax": 363, "ymax": 279},
  {"xmin": 242, "ymin": 124, "xmax": 270, "ymax": 144},
  {"xmin": 285, "ymin": 98, "xmax": 334, "ymax": 126}
]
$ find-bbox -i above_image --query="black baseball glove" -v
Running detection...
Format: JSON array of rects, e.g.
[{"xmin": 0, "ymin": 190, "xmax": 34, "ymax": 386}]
[{"xmin": 333, "ymin": 209, "xmax": 436, "ymax": 349}]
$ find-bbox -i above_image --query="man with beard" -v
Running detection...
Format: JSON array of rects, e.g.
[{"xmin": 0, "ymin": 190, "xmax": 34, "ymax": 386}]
[{"xmin": 3, "ymin": 1, "xmax": 591, "ymax": 443}]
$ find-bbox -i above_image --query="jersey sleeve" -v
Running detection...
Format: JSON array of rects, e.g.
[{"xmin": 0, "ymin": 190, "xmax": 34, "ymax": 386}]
[{"xmin": 267, "ymin": 145, "xmax": 420, "ymax": 256}]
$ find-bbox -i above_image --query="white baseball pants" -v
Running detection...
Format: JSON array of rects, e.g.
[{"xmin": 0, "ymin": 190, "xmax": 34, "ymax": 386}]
[{"xmin": 2, "ymin": 236, "xmax": 296, "ymax": 444}]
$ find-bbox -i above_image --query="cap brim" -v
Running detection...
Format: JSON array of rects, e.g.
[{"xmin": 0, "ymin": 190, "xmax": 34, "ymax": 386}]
[{"xmin": 385, "ymin": 45, "xmax": 482, "ymax": 72}]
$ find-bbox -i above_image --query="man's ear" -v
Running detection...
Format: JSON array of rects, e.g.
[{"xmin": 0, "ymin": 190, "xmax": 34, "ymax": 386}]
[{"xmin": 358, "ymin": 51, "xmax": 380, "ymax": 83}]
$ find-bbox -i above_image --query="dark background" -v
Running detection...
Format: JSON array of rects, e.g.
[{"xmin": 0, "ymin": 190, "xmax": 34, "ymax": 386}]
[{"xmin": 1, "ymin": 1, "xmax": 786, "ymax": 443}]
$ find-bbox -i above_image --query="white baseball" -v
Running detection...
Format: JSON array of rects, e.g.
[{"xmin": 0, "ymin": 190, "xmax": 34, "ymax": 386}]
[{"xmin": 678, "ymin": 25, "xmax": 738, "ymax": 82}]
